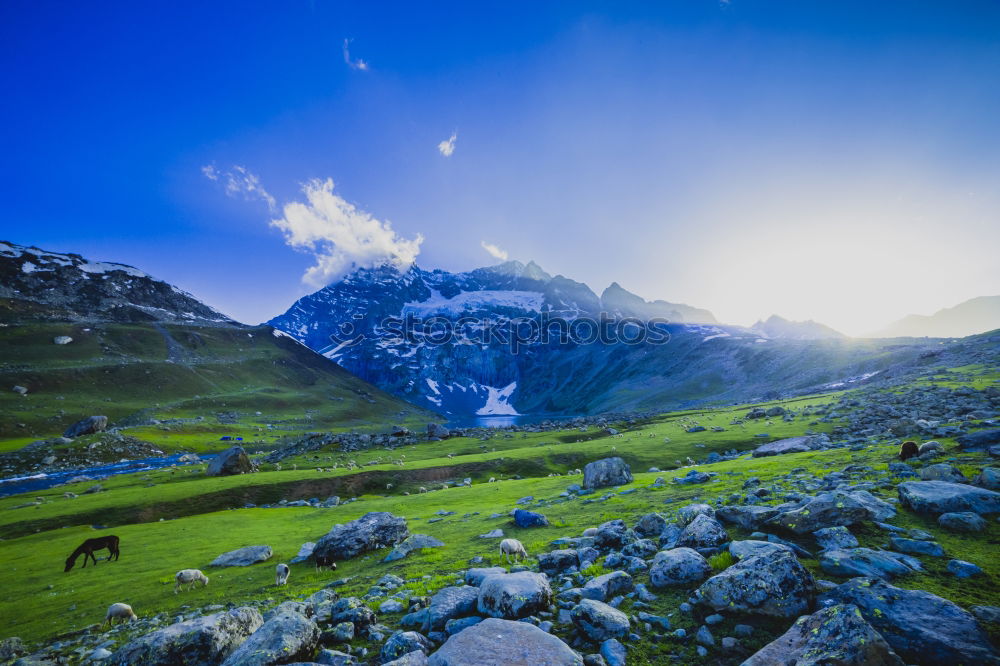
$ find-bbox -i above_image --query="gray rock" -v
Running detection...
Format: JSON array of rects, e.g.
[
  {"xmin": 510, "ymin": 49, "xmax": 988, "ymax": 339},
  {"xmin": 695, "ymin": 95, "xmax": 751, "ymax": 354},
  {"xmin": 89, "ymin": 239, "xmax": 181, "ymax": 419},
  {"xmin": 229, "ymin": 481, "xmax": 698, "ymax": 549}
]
[
  {"xmin": 673, "ymin": 469, "xmax": 711, "ymax": 485},
  {"xmin": 971, "ymin": 606, "xmax": 1000, "ymax": 625},
  {"xmin": 63, "ymin": 415, "xmax": 108, "ymax": 438},
  {"xmin": 538, "ymin": 549, "xmax": 579, "ymax": 576},
  {"xmin": 938, "ymin": 511, "xmax": 987, "ymax": 532},
  {"xmin": 327, "ymin": 597, "xmax": 377, "ymax": 634},
  {"xmin": 742, "ymin": 604, "xmax": 904, "ymax": 666},
  {"xmin": 633, "ymin": 512, "xmax": 667, "ymax": 538},
  {"xmin": 752, "ymin": 435, "xmax": 821, "ymax": 457},
  {"xmin": 313, "ymin": 512, "xmax": 409, "ymax": 562},
  {"xmin": 110, "ymin": 607, "xmax": 263, "ymax": 665},
  {"xmin": 599, "ymin": 638, "xmax": 626, "ymax": 666},
  {"xmin": 210, "ymin": 545, "xmax": 273, "ymax": 567},
  {"xmin": 380, "ymin": 631, "xmax": 433, "ymax": 663},
  {"xmin": 465, "ymin": 567, "xmax": 507, "ymax": 586},
  {"xmin": 677, "ymin": 503, "xmax": 716, "ymax": 527},
  {"xmin": 424, "ymin": 586, "xmax": 480, "ymax": 631},
  {"xmin": 920, "ymin": 464, "xmax": 966, "ymax": 483},
  {"xmin": 974, "ymin": 467, "xmax": 1000, "ymax": 490},
  {"xmin": 767, "ymin": 490, "xmax": 878, "ymax": 534},
  {"xmin": 0, "ymin": 638, "xmax": 25, "ymax": 662},
  {"xmin": 677, "ymin": 513, "xmax": 727, "ymax": 549},
  {"xmin": 571, "ymin": 599, "xmax": 630, "ymax": 641},
  {"xmin": 206, "ymin": 445, "xmax": 254, "ymax": 476},
  {"xmin": 813, "ymin": 526, "xmax": 859, "ymax": 551},
  {"xmin": 889, "ymin": 536, "xmax": 943, "ymax": 557},
  {"xmin": 818, "ymin": 548, "xmax": 919, "ymax": 580},
  {"xmin": 384, "ymin": 651, "xmax": 428, "ymax": 666},
  {"xmin": 477, "ymin": 572, "xmax": 552, "ymax": 620},
  {"xmin": 383, "ymin": 535, "xmax": 445, "ymax": 562},
  {"xmin": 220, "ymin": 610, "xmax": 320, "ymax": 666},
  {"xmin": 648, "ymin": 548, "xmax": 712, "ymax": 587},
  {"xmin": 330, "ymin": 622, "xmax": 354, "ymax": 642},
  {"xmin": 581, "ymin": 571, "xmax": 633, "ymax": 601},
  {"xmin": 716, "ymin": 505, "xmax": 780, "ymax": 530},
  {"xmin": 819, "ymin": 576, "xmax": 1000, "ymax": 665},
  {"xmin": 946, "ymin": 559, "xmax": 984, "ymax": 578},
  {"xmin": 429, "ymin": 618, "xmax": 581, "ymax": 665},
  {"xmin": 583, "ymin": 457, "xmax": 633, "ymax": 489},
  {"xmin": 898, "ymin": 480, "xmax": 1000, "ymax": 515},
  {"xmin": 316, "ymin": 649, "xmax": 357, "ymax": 665},
  {"xmin": 728, "ymin": 540, "xmax": 791, "ymax": 560},
  {"xmin": 695, "ymin": 625, "xmax": 714, "ymax": 647},
  {"xmin": 427, "ymin": 423, "xmax": 450, "ymax": 439},
  {"xmin": 695, "ymin": 550, "xmax": 815, "ymax": 619}
]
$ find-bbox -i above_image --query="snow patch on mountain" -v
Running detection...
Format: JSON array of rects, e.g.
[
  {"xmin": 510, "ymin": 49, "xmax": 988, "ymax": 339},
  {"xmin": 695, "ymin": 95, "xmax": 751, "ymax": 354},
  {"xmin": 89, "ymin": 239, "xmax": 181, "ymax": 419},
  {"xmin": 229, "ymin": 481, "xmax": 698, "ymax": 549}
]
[
  {"xmin": 476, "ymin": 382, "xmax": 519, "ymax": 416},
  {"xmin": 403, "ymin": 290, "xmax": 544, "ymax": 317}
]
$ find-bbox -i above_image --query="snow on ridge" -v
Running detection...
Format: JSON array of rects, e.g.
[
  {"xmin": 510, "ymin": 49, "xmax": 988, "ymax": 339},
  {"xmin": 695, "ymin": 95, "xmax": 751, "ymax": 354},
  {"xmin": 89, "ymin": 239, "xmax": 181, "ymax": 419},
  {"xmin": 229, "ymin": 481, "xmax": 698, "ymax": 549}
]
[
  {"xmin": 476, "ymin": 382, "xmax": 519, "ymax": 416},
  {"xmin": 403, "ymin": 290, "xmax": 544, "ymax": 317}
]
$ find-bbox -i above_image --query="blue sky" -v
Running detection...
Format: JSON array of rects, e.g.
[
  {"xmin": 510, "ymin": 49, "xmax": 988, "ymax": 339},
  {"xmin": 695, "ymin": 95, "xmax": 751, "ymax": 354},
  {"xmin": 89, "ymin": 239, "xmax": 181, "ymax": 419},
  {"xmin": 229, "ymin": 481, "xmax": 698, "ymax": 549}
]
[{"xmin": 2, "ymin": 1, "xmax": 998, "ymax": 334}]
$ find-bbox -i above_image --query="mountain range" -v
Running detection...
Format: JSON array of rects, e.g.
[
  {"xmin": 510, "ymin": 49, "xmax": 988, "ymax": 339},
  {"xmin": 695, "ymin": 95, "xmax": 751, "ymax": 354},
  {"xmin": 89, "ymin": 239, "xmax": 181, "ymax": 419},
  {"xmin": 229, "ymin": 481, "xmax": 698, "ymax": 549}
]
[{"xmin": 268, "ymin": 260, "xmax": 989, "ymax": 417}]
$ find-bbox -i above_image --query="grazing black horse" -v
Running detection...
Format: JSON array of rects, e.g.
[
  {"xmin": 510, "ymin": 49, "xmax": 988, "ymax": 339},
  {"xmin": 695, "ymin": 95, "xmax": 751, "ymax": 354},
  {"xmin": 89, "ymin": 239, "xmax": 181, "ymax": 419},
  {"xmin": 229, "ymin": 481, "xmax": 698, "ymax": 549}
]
[{"xmin": 65, "ymin": 535, "xmax": 120, "ymax": 571}]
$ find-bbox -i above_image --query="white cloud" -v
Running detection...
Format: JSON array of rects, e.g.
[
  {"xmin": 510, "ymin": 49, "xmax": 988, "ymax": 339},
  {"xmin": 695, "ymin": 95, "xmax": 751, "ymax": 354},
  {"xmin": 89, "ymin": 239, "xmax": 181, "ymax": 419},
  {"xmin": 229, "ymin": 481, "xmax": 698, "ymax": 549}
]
[
  {"xmin": 272, "ymin": 178, "xmax": 423, "ymax": 287},
  {"xmin": 480, "ymin": 241, "xmax": 508, "ymax": 261},
  {"xmin": 343, "ymin": 38, "xmax": 369, "ymax": 71},
  {"xmin": 203, "ymin": 164, "xmax": 276, "ymax": 212},
  {"xmin": 438, "ymin": 131, "xmax": 457, "ymax": 157}
]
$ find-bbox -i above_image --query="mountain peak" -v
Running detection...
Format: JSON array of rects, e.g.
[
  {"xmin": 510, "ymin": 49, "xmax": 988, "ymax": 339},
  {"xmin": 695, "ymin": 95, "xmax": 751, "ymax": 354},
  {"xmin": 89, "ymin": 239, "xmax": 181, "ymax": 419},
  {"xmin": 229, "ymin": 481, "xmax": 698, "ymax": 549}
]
[{"xmin": 752, "ymin": 314, "xmax": 845, "ymax": 340}]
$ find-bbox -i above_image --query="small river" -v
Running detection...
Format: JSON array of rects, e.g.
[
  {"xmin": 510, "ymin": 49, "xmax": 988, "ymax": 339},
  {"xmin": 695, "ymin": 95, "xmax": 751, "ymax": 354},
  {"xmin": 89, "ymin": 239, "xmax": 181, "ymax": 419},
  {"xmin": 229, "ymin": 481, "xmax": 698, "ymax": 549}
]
[{"xmin": 0, "ymin": 453, "xmax": 215, "ymax": 498}]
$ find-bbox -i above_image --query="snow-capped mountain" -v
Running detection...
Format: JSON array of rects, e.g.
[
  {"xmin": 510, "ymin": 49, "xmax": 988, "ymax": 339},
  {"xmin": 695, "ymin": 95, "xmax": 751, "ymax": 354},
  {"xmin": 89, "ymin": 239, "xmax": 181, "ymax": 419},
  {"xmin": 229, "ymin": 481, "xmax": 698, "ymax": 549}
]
[
  {"xmin": 0, "ymin": 241, "xmax": 235, "ymax": 325},
  {"xmin": 751, "ymin": 314, "xmax": 846, "ymax": 340},
  {"xmin": 268, "ymin": 260, "xmax": 952, "ymax": 417},
  {"xmin": 268, "ymin": 260, "xmax": 724, "ymax": 416}
]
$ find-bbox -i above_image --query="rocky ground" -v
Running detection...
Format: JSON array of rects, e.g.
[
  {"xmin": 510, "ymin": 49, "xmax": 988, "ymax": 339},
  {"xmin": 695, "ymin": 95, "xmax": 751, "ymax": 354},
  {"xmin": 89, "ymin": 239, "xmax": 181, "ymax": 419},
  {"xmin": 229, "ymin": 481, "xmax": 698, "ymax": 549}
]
[{"xmin": 1, "ymin": 380, "xmax": 999, "ymax": 665}]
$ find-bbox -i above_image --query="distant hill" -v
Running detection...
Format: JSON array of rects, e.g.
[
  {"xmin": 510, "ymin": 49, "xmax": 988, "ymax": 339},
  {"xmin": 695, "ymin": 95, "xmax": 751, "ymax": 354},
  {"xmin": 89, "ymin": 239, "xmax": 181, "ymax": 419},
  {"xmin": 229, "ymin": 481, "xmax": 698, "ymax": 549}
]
[
  {"xmin": 752, "ymin": 315, "xmax": 846, "ymax": 340},
  {"xmin": 874, "ymin": 296, "xmax": 1000, "ymax": 338},
  {"xmin": 0, "ymin": 241, "xmax": 432, "ymax": 440}
]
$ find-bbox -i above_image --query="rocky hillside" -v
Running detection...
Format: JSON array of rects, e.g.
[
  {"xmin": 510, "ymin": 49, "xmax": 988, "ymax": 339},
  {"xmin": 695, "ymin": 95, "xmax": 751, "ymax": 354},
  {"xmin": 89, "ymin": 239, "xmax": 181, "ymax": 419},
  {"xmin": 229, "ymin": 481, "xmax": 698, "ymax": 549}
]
[
  {"xmin": 751, "ymin": 314, "xmax": 846, "ymax": 340},
  {"xmin": 268, "ymin": 262, "xmax": 993, "ymax": 418},
  {"xmin": 0, "ymin": 241, "xmax": 234, "ymax": 325},
  {"xmin": 0, "ymin": 243, "xmax": 434, "ymax": 442}
]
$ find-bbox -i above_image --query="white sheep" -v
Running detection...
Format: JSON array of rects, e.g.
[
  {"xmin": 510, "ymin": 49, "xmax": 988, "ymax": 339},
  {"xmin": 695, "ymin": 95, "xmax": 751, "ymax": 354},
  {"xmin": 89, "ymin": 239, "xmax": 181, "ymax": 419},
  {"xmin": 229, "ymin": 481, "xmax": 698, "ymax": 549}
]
[
  {"xmin": 174, "ymin": 569, "xmax": 209, "ymax": 594},
  {"xmin": 500, "ymin": 538, "xmax": 528, "ymax": 564},
  {"xmin": 103, "ymin": 602, "xmax": 137, "ymax": 627},
  {"xmin": 386, "ymin": 483, "xmax": 394, "ymax": 491},
  {"xmin": 488, "ymin": 477, "xmax": 497, "ymax": 483},
  {"xmin": 419, "ymin": 486, "xmax": 428, "ymax": 493},
  {"xmin": 275, "ymin": 563, "xmax": 289, "ymax": 586}
]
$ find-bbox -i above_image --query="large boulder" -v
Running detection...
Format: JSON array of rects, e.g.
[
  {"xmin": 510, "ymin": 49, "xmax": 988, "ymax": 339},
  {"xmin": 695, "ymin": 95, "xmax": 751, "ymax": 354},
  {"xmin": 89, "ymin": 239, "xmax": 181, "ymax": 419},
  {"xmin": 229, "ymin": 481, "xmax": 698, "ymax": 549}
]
[
  {"xmin": 716, "ymin": 505, "xmax": 780, "ymax": 530},
  {"xmin": 695, "ymin": 549, "xmax": 815, "ymax": 619},
  {"xmin": 633, "ymin": 512, "xmax": 667, "ymax": 538},
  {"xmin": 728, "ymin": 540, "xmax": 792, "ymax": 561},
  {"xmin": 813, "ymin": 526, "xmax": 859, "ymax": 551},
  {"xmin": 63, "ymin": 415, "xmax": 108, "ymax": 438},
  {"xmin": 110, "ymin": 607, "xmax": 263, "ymax": 665},
  {"xmin": 819, "ymin": 577, "xmax": 1000, "ymax": 665},
  {"xmin": 743, "ymin": 604, "xmax": 904, "ymax": 666},
  {"xmin": 677, "ymin": 513, "xmax": 727, "ymax": 549},
  {"xmin": 477, "ymin": 572, "xmax": 552, "ymax": 619},
  {"xmin": 220, "ymin": 610, "xmax": 320, "ymax": 666},
  {"xmin": 818, "ymin": 548, "xmax": 919, "ymax": 580},
  {"xmin": 210, "ymin": 545, "xmax": 273, "ymax": 567},
  {"xmin": 752, "ymin": 435, "xmax": 822, "ymax": 457},
  {"xmin": 538, "ymin": 550, "xmax": 579, "ymax": 577},
  {"xmin": 648, "ymin": 548, "xmax": 712, "ymax": 588},
  {"xmin": 581, "ymin": 571, "xmax": 633, "ymax": 601},
  {"xmin": 424, "ymin": 586, "xmax": 480, "ymax": 632},
  {"xmin": 513, "ymin": 509, "xmax": 549, "ymax": 528},
  {"xmin": 974, "ymin": 467, "xmax": 1000, "ymax": 491},
  {"xmin": 426, "ymin": 423, "xmax": 451, "ymax": 439},
  {"xmin": 676, "ymin": 503, "xmax": 715, "ymax": 528},
  {"xmin": 313, "ymin": 512, "xmax": 409, "ymax": 562},
  {"xmin": 583, "ymin": 457, "xmax": 633, "ymax": 489},
  {"xmin": 571, "ymin": 599, "xmax": 630, "ymax": 641},
  {"xmin": 427, "ymin": 618, "xmax": 581, "ymax": 665},
  {"xmin": 897, "ymin": 481, "xmax": 1000, "ymax": 515},
  {"xmin": 206, "ymin": 446, "xmax": 254, "ymax": 477},
  {"xmin": 767, "ymin": 490, "xmax": 877, "ymax": 534}
]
